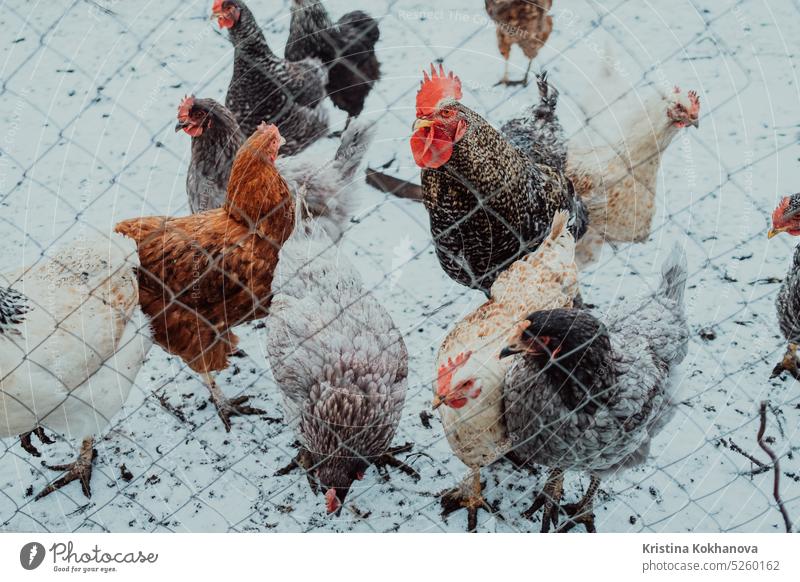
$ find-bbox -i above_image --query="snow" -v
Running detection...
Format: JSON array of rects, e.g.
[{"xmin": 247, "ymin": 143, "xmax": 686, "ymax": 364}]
[{"xmin": 1, "ymin": 0, "xmax": 799, "ymax": 532}]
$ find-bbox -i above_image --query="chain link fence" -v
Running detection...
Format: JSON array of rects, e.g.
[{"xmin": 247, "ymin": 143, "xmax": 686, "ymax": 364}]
[{"xmin": 0, "ymin": 0, "xmax": 798, "ymax": 533}]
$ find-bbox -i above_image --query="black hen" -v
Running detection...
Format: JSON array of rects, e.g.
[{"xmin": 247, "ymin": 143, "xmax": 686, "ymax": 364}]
[
  {"xmin": 285, "ymin": 0, "xmax": 380, "ymax": 124},
  {"xmin": 213, "ymin": 0, "xmax": 328, "ymax": 155}
]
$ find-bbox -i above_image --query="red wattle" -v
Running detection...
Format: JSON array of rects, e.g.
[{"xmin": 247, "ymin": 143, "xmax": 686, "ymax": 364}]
[{"xmin": 410, "ymin": 126, "xmax": 454, "ymax": 169}]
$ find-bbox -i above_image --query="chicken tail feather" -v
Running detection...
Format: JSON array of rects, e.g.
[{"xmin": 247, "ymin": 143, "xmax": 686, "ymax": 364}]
[{"xmin": 658, "ymin": 245, "xmax": 688, "ymax": 306}]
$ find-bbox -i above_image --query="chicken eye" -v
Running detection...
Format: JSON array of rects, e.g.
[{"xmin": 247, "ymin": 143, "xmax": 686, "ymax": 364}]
[{"xmin": 441, "ymin": 109, "xmax": 455, "ymax": 118}]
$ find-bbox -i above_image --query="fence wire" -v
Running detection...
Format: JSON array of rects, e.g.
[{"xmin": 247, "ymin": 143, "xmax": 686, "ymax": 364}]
[{"xmin": 0, "ymin": 0, "xmax": 798, "ymax": 533}]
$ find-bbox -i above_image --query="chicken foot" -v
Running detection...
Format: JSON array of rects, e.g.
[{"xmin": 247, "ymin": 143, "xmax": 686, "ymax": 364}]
[
  {"xmin": 372, "ymin": 442, "xmax": 420, "ymax": 481},
  {"xmin": 203, "ymin": 373, "xmax": 265, "ymax": 432},
  {"xmin": 20, "ymin": 426, "xmax": 56, "ymax": 457},
  {"xmin": 494, "ymin": 58, "xmax": 533, "ymax": 87},
  {"xmin": 557, "ymin": 475, "xmax": 600, "ymax": 533},
  {"xmin": 522, "ymin": 467, "xmax": 564, "ymax": 532},
  {"xmin": 35, "ymin": 437, "xmax": 97, "ymax": 500},
  {"xmin": 274, "ymin": 446, "xmax": 318, "ymax": 494},
  {"xmin": 440, "ymin": 470, "xmax": 497, "ymax": 532},
  {"xmin": 770, "ymin": 343, "xmax": 800, "ymax": 380}
]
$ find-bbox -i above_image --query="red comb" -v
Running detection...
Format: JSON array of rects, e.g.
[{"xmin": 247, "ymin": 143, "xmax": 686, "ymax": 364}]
[
  {"xmin": 687, "ymin": 90, "xmax": 700, "ymax": 115},
  {"xmin": 212, "ymin": 0, "xmax": 224, "ymax": 12},
  {"xmin": 773, "ymin": 196, "xmax": 791, "ymax": 225},
  {"xmin": 416, "ymin": 63, "xmax": 462, "ymax": 117},
  {"xmin": 177, "ymin": 95, "xmax": 195, "ymax": 121},
  {"xmin": 436, "ymin": 351, "xmax": 471, "ymax": 395}
]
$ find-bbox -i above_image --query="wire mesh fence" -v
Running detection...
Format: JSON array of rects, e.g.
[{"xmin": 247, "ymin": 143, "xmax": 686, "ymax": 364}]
[{"xmin": 0, "ymin": 0, "xmax": 799, "ymax": 533}]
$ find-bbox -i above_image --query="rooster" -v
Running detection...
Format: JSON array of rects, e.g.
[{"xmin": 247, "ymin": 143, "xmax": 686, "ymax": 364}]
[
  {"xmin": 177, "ymin": 95, "xmax": 373, "ymax": 238},
  {"xmin": 496, "ymin": 246, "xmax": 689, "ymax": 532},
  {"xmin": 116, "ymin": 123, "xmax": 294, "ymax": 431},
  {"xmin": 432, "ymin": 211, "xmax": 579, "ymax": 531},
  {"xmin": 0, "ymin": 233, "xmax": 152, "ymax": 499},
  {"xmin": 568, "ymin": 86, "xmax": 700, "ymax": 265},
  {"xmin": 767, "ymin": 193, "xmax": 800, "ymax": 380},
  {"xmin": 285, "ymin": 0, "xmax": 380, "ymax": 129},
  {"xmin": 266, "ymin": 225, "xmax": 414, "ymax": 515},
  {"xmin": 411, "ymin": 65, "xmax": 586, "ymax": 295},
  {"xmin": 212, "ymin": 0, "xmax": 328, "ymax": 154},
  {"xmin": 484, "ymin": 0, "xmax": 553, "ymax": 87}
]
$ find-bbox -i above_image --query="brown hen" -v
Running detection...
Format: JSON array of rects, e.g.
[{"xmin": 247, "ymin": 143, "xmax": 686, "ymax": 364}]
[
  {"xmin": 115, "ymin": 124, "xmax": 295, "ymax": 431},
  {"xmin": 485, "ymin": 0, "xmax": 553, "ymax": 86}
]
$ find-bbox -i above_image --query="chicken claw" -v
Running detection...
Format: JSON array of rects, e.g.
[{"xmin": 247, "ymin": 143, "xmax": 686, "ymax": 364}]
[
  {"xmin": 35, "ymin": 437, "xmax": 96, "ymax": 500},
  {"xmin": 522, "ymin": 467, "xmax": 564, "ymax": 532},
  {"xmin": 440, "ymin": 471, "xmax": 496, "ymax": 532},
  {"xmin": 372, "ymin": 442, "xmax": 420, "ymax": 481},
  {"xmin": 274, "ymin": 446, "xmax": 318, "ymax": 494},
  {"xmin": 204, "ymin": 374, "xmax": 265, "ymax": 432},
  {"xmin": 770, "ymin": 343, "xmax": 800, "ymax": 380},
  {"xmin": 20, "ymin": 426, "xmax": 56, "ymax": 458},
  {"xmin": 556, "ymin": 475, "xmax": 600, "ymax": 533}
]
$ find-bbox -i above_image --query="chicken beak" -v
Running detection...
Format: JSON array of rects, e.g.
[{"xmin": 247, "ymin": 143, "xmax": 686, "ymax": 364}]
[
  {"xmin": 432, "ymin": 394, "xmax": 443, "ymax": 410},
  {"xmin": 689, "ymin": 118, "xmax": 700, "ymax": 129},
  {"xmin": 413, "ymin": 119, "xmax": 435, "ymax": 132},
  {"xmin": 768, "ymin": 227, "xmax": 787, "ymax": 239},
  {"xmin": 174, "ymin": 120, "xmax": 187, "ymax": 132},
  {"xmin": 210, "ymin": 11, "xmax": 221, "ymax": 20},
  {"xmin": 498, "ymin": 346, "xmax": 519, "ymax": 359}
]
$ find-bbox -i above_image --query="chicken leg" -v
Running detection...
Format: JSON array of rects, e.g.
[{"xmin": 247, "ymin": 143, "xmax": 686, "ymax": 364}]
[
  {"xmin": 20, "ymin": 426, "xmax": 56, "ymax": 457},
  {"xmin": 35, "ymin": 437, "xmax": 97, "ymax": 500},
  {"xmin": 372, "ymin": 442, "xmax": 420, "ymax": 481},
  {"xmin": 204, "ymin": 373, "xmax": 265, "ymax": 432},
  {"xmin": 440, "ymin": 470, "xmax": 494, "ymax": 532},
  {"xmin": 770, "ymin": 343, "xmax": 800, "ymax": 380},
  {"xmin": 495, "ymin": 58, "xmax": 533, "ymax": 87},
  {"xmin": 522, "ymin": 467, "xmax": 564, "ymax": 532},
  {"xmin": 274, "ymin": 445, "xmax": 318, "ymax": 493},
  {"xmin": 557, "ymin": 475, "xmax": 600, "ymax": 533}
]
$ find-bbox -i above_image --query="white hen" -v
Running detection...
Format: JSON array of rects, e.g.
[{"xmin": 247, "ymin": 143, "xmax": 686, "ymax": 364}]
[{"xmin": 0, "ymin": 232, "xmax": 152, "ymax": 499}]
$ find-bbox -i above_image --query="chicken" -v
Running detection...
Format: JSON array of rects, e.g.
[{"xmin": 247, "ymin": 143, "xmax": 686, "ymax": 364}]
[
  {"xmin": 485, "ymin": 0, "xmax": 553, "ymax": 86},
  {"xmin": 285, "ymin": 0, "xmax": 381, "ymax": 129},
  {"xmin": 115, "ymin": 123, "xmax": 294, "ymax": 431},
  {"xmin": 432, "ymin": 211, "xmax": 579, "ymax": 531},
  {"xmin": 568, "ymin": 87, "xmax": 700, "ymax": 265},
  {"xmin": 411, "ymin": 65, "xmax": 586, "ymax": 295},
  {"xmin": 496, "ymin": 246, "xmax": 689, "ymax": 532},
  {"xmin": 177, "ymin": 95, "xmax": 373, "ymax": 238},
  {"xmin": 767, "ymin": 193, "xmax": 800, "ymax": 380},
  {"xmin": 212, "ymin": 0, "xmax": 328, "ymax": 155},
  {"xmin": 265, "ymin": 225, "xmax": 412, "ymax": 514},
  {"xmin": 177, "ymin": 96, "xmax": 244, "ymax": 213},
  {"xmin": 0, "ymin": 233, "xmax": 152, "ymax": 499}
]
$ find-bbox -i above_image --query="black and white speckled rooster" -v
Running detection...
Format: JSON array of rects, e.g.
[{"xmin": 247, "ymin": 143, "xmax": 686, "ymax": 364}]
[
  {"xmin": 265, "ymin": 226, "xmax": 415, "ymax": 515},
  {"xmin": 768, "ymin": 193, "xmax": 800, "ymax": 379},
  {"xmin": 0, "ymin": 233, "xmax": 152, "ymax": 499},
  {"xmin": 410, "ymin": 65, "xmax": 587, "ymax": 295},
  {"xmin": 213, "ymin": 0, "xmax": 328, "ymax": 154},
  {"xmin": 497, "ymin": 246, "xmax": 689, "ymax": 532},
  {"xmin": 176, "ymin": 95, "xmax": 372, "ymax": 239},
  {"xmin": 285, "ymin": 0, "xmax": 380, "ymax": 128}
]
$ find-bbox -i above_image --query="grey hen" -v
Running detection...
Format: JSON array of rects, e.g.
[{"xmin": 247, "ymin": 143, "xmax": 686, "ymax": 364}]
[
  {"xmin": 213, "ymin": 0, "xmax": 328, "ymax": 154},
  {"xmin": 499, "ymin": 245, "xmax": 689, "ymax": 532},
  {"xmin": 176, "ymin": 95, "xmax": 372, "ymax": 239},
  {"xmin": 265, "ymin": 227, "xmax": 412, "ymax": 514},
  {"xmin": 768, "ymin": 192, "xmax": 800, "ymax": 379}
]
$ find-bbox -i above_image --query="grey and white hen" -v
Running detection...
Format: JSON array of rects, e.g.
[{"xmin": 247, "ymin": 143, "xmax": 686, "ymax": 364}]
[
  {"xmin": 499, "ymin": 246, "xmax": 689, "ymax": 531},
  {"xmin": 176, "ymin": 95, "xmax": 372, "ymax": 240},
  {"xmin": 265, "ymin": 227, "xmax": 412, "ymax": 514}
]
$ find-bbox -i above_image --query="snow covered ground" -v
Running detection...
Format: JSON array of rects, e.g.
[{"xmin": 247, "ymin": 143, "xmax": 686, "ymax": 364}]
[{"xmin": 1, "ymin": 0, "xmax": 799, "ymax": 532}]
